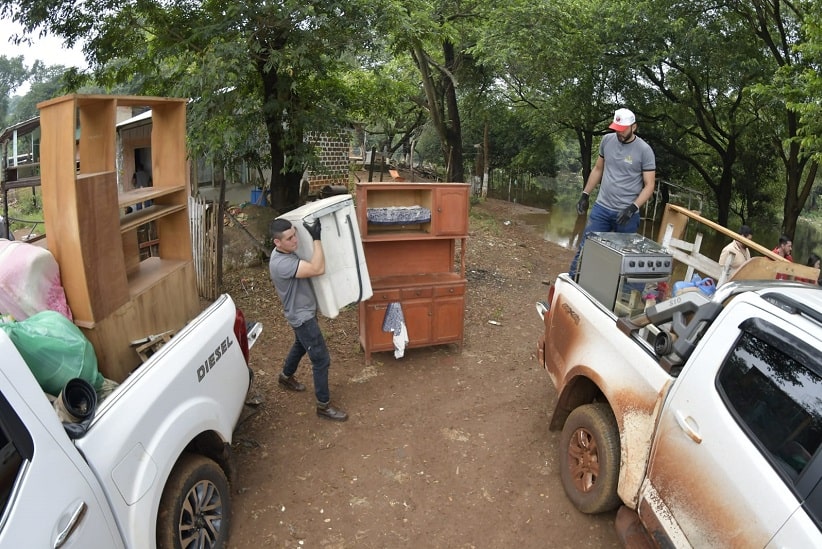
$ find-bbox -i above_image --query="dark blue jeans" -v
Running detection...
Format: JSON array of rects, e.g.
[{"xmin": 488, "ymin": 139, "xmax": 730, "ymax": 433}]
[
  {"xmin": 282, "ymin": 316, "xmax": 331, "ymax": 405},
  {"xmin": 569, "ymin": 202, "xmax": 641, "ymax": 277}
]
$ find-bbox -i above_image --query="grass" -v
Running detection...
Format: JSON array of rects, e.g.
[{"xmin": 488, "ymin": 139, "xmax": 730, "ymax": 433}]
[
  {"xmin": 2, "ymin": 187, "xmax": 46, "ymax": 239},
  {"xmin": 468, "ymin": 200, "xmax": 503, "ymax": 236}
]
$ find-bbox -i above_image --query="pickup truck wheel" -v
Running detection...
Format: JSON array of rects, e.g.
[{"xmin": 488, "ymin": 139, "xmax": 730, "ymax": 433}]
[
  {"xmin": 558, "ymin": 403, "xmax": 621, "ymax": 514},
  {"xmin": 157, "ymin": 453, "xmax": 232, "ymax": 549}
]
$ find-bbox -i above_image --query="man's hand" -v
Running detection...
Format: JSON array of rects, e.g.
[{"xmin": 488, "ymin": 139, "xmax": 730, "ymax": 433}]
[
  {"xmin": 617, "ymin": 203, "xmax": 639, "ymax": 225},
  {"xmin": 576, "ymin": 192, "xmax": 590, "ymax": 215},
  {"xmin": 303, "ymin": 219, "xmax": 322, "ymax": 241}
]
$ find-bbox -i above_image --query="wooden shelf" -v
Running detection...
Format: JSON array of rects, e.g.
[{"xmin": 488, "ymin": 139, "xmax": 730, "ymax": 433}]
[
  {"xmin": 120, "ymin": 203, "xmax": 187, "ymax": 233},
  {"xmin": 38, "ymin": 94, "xmax": 198, "ymax": 382},
  {"xmin": 362, "ymin": 229, "xmax": 445, "ymax": 241},
  {"xmin": 127, "ymin": 256, "xmax": 190, "ymax": 297},
  {"xmin": 371, "ymin": 272, "xmax": 464, "ymax": 289},
  {"xmin": 118, "ymin": 184, "xmax": 186, "ymax": 208}
]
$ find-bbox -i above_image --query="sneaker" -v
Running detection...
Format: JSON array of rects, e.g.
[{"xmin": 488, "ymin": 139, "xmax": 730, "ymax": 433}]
[
  {"xmin": 316, "ymin": 404, "xmax": 348, "ymax": 422},
  {"xmin": 278, "ymin": 374, "xmax": 306, "ymax": 392}
]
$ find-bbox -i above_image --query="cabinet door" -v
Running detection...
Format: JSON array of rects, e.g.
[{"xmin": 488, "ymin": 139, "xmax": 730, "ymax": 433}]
[
  {"xmin": 432, "ymin": 295, "xmax": 465, "ymax": 343},
  {"xmin": 363, "ymin": 302, "xmax": 397, "ymax": 351},
  {"xmin": 402, "ymin": 299, "xmax": 433, "ymax": 346},
  {"xmin": 434, "ymin": 187, "xmax": 468, "ymax": 236}
]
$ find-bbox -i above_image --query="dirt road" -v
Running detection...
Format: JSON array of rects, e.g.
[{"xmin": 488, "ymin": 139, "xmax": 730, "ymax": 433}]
[{"xmin": 224, "ymin": 198, "xmax": 620, "ymax": 548}]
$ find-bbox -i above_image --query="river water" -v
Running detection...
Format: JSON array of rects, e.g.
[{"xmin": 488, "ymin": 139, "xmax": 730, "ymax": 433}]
[{"xmin": 511, "ymin": 193, "xmax": 821, "ymax": 272}]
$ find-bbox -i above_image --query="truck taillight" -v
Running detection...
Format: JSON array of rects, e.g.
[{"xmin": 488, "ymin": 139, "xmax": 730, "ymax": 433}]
[{"xmin": 234, "ymin": 308, "xmax": 250, "ymax": 363}]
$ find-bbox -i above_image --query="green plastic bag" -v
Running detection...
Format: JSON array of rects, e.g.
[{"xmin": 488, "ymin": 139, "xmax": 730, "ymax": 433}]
[{"xmin": 0, "ymin": 310, "xmax": 103, "ymax": 395}]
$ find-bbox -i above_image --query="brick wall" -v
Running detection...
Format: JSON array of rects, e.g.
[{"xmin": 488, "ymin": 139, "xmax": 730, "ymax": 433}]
[{"xmin": 306, "ymin": 130, "xmax": 350, "ymax": 194}]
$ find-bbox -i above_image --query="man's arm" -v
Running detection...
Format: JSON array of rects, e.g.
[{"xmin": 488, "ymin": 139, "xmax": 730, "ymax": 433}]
[
  {"xmin": 582, "ymin": 155, "xmax": 605, "ymax": 195},
  {"xmin": 296, "ymin": 241, "xmax": 325, "ymax": 278},
  {"xmin": 634, "ymin": 170, "xmax": 656, "ymax": 208}
]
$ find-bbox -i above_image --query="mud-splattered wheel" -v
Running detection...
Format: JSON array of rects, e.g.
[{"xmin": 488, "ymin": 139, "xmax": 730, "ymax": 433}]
[
  {"xmin": 558, "ymin": 403, "xmax": 621, "ymax": 514},
  {"xmin": 157, "ymin": 453, "xmax": 231, "ymax": 549}
]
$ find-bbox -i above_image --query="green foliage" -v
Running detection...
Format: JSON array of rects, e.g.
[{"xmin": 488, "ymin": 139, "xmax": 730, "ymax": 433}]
[
  {"xmin": 1, "ymin": 55, "xmax": 29, "ymax": 124},
  {"xmin": 2, "ymin": 0, "xmax": 820, "ymax": 235},
  {"xmin": 788, "ymin": 10, "xmax": 822, "ymax": 163}
]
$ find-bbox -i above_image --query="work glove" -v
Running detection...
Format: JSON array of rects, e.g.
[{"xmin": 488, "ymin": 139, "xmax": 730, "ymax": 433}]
[
  {"xmin": 617, "ymin": 203, "xmax": 639, "ymax": 225},
  {"xmin": 303, "ymin": 219, "xmax": 322, "ymax": 241},
  {"xmin": 576, "ymin": 192, "xmax": 590, "ymax": 215}
]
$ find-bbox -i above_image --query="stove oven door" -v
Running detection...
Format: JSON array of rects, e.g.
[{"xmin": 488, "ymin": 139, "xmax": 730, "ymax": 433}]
[{"xmin": 614, "ymin": 274, "xmax": 670, "ymax": 317}]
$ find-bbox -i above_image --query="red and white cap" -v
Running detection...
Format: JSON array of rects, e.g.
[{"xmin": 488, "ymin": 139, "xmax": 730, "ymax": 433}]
[{"xmin": 609, "ymin": 108, "xmax": 636, "ymax": 131}]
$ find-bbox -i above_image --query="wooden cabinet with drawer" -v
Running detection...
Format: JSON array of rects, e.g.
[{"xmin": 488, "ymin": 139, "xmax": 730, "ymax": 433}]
[
  {"xmin": 358, "ymin": 276, "xmax": 466, "ymax": 363},
  {"xmin": 356, "ymin": 182, "xmax": 470, "ymax": 364}
]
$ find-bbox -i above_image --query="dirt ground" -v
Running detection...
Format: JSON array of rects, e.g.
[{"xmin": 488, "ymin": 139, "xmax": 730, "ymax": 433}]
[{"xmin": 222, "ymin": 197, "xmax": 620, "ymax": 548}]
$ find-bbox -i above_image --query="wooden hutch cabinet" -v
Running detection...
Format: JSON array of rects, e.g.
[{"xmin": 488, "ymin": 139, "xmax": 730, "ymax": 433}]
[
  {"xmin": 356, "ymin": 182, "xmax": 469, "ymax": 363},
  {"xmin": 37, "ymin": 94, "xmax": 199, "ymax": 381}
]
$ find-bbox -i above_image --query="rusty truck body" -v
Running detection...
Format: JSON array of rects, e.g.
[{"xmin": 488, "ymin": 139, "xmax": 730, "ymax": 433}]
[{"xmin": 536, "ymin": 274, "xmax": 822, "ymax": 547}]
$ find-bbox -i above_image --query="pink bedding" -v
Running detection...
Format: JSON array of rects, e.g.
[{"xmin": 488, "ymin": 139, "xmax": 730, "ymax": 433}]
[{"xmin": 0, "ymin": 239, "xmax": 73, "ymax": 321}]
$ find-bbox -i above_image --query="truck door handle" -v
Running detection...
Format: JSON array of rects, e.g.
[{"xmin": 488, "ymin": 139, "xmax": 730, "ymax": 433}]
[
  {"xmin": 54, "ymin": 500, "xmax": 87, "ymax": 549},
  {"xmin": 674, "ymin": 410, "xmax": 702, "ymax": 444}
]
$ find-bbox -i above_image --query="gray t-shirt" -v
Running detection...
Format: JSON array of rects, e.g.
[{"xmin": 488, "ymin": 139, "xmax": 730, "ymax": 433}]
[
  {"xmin": 269, "ymin": 249, "xmax": 317, "ymax": 327},
  {"xmin": 596, "ymin": 133, "xmax": 656, "ymax": 212}
]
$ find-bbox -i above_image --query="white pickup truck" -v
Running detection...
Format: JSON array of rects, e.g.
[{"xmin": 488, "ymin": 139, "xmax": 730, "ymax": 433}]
[
  {"xmin": 536, "ymin": 274, "xmax": 822, "ymax": 547},
  {"xmin": 0, "ymin": 294, "xmax": 261, "ymax": 548}
]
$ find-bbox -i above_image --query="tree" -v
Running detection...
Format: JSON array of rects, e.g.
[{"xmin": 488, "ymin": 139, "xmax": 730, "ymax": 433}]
[
  {"xmin": 383, "ymin": 0, "xmax": 489, "ymax": 183},
  {"xmin": 601, "ymin": 0, "xmax": 776, "ymax": 228},
  {"xmin": 790, "ymin": 10, "xmax": 822, "ymax": 163},
  {"xmin": 345, "ymin": 56, "xmax": 428, "ymax": 159},
  {"xmin": 6, "ymin": 61, "xmax": 80, "ymax": 123},
  {"xmin": 473, "ymin": 0, "xmax": 620, "ymax": 187},
  {"xmin": 0, "ymin": 55, "xmax": 28, "ymax": 125},
  {"xmin": 1, "ymin": 0, "xmax": 381, "ymax": 212},
  {"xmin": 738, "ymin": 0, "xmax": 821, "ymax": 238}
]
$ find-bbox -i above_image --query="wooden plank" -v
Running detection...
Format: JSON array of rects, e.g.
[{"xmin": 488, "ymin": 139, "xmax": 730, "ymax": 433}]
[
  {"xmin": 120, "ymin": 203, "xmax": 187, "ymax": 233},
  {"xmin": 78, "ymin": 99, "xmax": 116, "ymax": 174},
  {"xmin": 75, "ymin": 172, "xmax": 129, "ymax": 321},
  {"xmin": 731, "ymin": 257, "xmax": 820, "ymax": 283},
  {"xmin": 659, "ymin": 203, "xmax": 820, "ymax": 283},
  {"xmin": 151, "ymin": 101, "xmax": 187, "ymax": 188},
  {"xmin": 662, "ymin": 204, "xmax": 783, "ymax": 261},
  {"xmin": 656, "ymin": 205, "xmax": 691, "ymax": 243},
  {"xmin": 668, "ymin": 248, "xmax": 723, "ymax": 280}
]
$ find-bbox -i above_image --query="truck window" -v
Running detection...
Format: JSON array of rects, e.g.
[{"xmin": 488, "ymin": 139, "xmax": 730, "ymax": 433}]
[
  {"xmin": 0, "ymin": 392, "xmax": 32, "ymax": 527},
  {"xmin": 717, "ymin": 323, "xmax": 822, "ymax": 486}
]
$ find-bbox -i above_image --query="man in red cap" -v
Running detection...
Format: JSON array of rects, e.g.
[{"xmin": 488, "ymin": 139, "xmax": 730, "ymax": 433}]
[{"xmin": 569, "ymin": 108, "xmax": 657, "ymax": 277}]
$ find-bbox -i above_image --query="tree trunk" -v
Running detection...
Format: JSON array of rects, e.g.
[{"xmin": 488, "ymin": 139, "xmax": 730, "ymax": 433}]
[
  {"xmin": 576, "ymin": 129, "xmax": 594, "ymax": 188},
  {"xmin": 256, "ymin": 37, "xmax": 304, "ymax": 214},
  {"xmin": 782, "ymin": 158, "xmax": 818, "ymax": 239},
  {"xmin": 412, "ymin": 38, "xmax": 465, "ymax": 183},
  {"xmin": 442, "ymin": 40, "xmax": 463, "ymax": 182}
]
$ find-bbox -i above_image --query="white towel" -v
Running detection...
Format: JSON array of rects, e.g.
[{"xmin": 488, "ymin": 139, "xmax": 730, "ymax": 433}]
[{"xmin": 382, "ymin": 302, "xmax": 409, "ymax": 359}]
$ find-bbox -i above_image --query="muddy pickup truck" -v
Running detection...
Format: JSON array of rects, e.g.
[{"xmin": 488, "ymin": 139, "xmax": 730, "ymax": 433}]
[
  {"xmin": 536, "ymin": 274, "xmax": 822, "ymax": 547},
  {"xmin": 0, "ymin": 294, "xmax": 261, "ymax": 549}
]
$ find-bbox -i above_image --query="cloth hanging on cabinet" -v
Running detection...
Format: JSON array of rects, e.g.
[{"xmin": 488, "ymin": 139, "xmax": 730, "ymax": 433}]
[{"xmin": 382, "ymin": 302, "xmax": 409, "ymax": 358}]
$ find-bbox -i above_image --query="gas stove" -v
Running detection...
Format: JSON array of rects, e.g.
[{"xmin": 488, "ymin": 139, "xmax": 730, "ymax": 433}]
[
  {"xmin": 577, "ymin": 233, "xmax": 674, "ymax": 316},
  {"xmin": 583, "ymin": 232, "xmax": 673, "ymax": 276}
]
